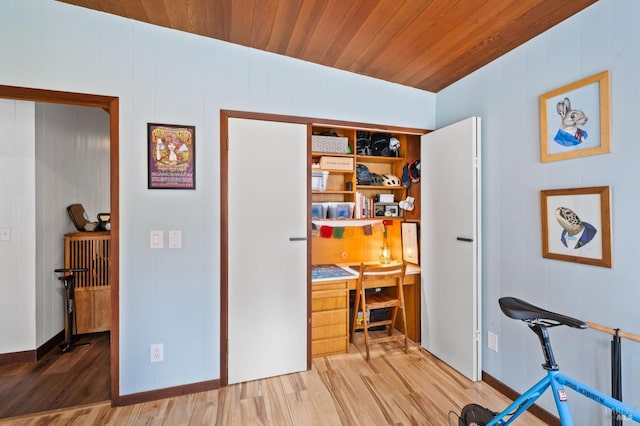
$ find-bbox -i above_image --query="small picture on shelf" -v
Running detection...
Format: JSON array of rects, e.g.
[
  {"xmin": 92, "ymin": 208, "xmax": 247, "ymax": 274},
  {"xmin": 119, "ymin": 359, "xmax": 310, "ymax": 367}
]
[
  {"xmin": 384, "ymin": 204, "xmax": 400, "ymax": 217},
  {"xmin": 373, "ymin": 202, "xmax": 402, "ymax": 218}
]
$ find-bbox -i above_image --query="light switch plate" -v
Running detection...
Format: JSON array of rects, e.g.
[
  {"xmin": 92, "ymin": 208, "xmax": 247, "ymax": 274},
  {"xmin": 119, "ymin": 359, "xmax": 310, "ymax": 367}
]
[
  {"xmin": 150, "ymin": 230, "xmax": 163, "ymax": 248},
  {"xmin": 488, "ymin": 331, "xmax": 498, "ymax": 352}
]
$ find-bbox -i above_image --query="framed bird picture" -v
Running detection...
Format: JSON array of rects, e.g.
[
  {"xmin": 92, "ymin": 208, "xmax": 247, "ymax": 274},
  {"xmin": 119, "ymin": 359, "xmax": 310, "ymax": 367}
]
[{"xmin": 540, "ymin": 186, "xmax": 612, "ymax": 268}]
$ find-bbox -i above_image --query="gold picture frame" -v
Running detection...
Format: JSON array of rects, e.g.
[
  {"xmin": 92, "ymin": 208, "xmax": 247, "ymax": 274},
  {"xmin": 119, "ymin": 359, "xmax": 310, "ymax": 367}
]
[
  {"xmin": 401, "ymin": 221, "xmax": 419, "ymax": 265},
  {"xmin": 540, "ymin": 186, "xmax": 612, "ymax": 268},
  {"xmin": 539, "ymin": 71, "xmax": 610, "ymax": 162}
]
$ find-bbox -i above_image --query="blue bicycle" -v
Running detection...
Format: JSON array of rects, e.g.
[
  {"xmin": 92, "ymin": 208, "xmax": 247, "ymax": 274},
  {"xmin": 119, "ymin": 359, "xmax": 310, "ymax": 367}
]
[{"xmin": 457, "ymin": 297, "xmax": 640, "ymax": 425}]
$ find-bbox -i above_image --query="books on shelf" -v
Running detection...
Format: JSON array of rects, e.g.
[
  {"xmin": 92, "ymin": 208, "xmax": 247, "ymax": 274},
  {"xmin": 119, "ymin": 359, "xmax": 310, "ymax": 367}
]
[{"xmin": 355, "ymin": 192, "xmax": 375, "ymax": 218}]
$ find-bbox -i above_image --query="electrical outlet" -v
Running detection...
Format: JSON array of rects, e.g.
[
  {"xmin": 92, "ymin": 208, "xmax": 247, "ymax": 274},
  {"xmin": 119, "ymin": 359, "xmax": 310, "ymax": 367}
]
[
  {"xmin": 0, "ymin": 227, "xmax": 11, "ymax": 241},
  {"xmin": 150, "ymin": 343, "xmax": 164, "ymax": 362},
  {"xmin": 168, "ymin": 230, "xmax": 182, "ymax": 248},
  {"xmin": 488, "ymin": 331, "xmax": 498, "ymax": 352}
]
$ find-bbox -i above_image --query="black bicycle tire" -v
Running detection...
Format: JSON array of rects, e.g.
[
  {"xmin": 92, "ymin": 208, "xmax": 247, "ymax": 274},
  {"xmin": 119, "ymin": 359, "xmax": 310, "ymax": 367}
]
[{"xmin": 459, "ymin": 403, "xmax": 496, "ymax": 426}]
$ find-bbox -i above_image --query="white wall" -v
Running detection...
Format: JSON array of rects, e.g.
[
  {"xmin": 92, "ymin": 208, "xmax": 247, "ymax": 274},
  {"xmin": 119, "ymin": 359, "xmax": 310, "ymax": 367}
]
[
  {"xmin": 34, "ymin": 103, "xmax": 110, "ymax": 346},
  {"xmin": 0, "ymin": 0, "xmax": 436, "ymax": 396},
  {"xmin": 437, "ymin": 0, "xmax": 640, "ymax": 422},
  {"xmin": 0, "ymin": 99, "xmax": 36, "ymax": 353},
  {"xmin": 0, "ymin": 100, "xmax": 110, "ymax": 353}
]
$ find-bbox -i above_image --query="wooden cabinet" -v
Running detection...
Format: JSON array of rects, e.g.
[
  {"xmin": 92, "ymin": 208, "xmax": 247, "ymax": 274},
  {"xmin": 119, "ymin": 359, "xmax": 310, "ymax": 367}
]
[
  {"xmin": 311, "ymin": 281, "xmax": 349, "ymax": 357},
  {"xmin": 64, "ymin": 232, "xmax": 111, "ymax": 334}
]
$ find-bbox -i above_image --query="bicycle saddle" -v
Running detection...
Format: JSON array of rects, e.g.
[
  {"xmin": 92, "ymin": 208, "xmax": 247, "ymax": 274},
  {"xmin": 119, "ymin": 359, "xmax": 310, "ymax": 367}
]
[{"xmin": 499, "ymin": 297, "xmax": 587, "ymax": 329}]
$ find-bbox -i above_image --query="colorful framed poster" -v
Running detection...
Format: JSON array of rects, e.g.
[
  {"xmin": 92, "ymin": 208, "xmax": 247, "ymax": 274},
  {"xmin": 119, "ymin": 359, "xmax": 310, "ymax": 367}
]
[
  {"xmin": 148, "ymin": 123, "xmax": 196, "ymax": 189},
  {"xmin": 539, "ymin": 71, "xmax": 610, "ymax": 162},
  {"xmin": 540, "ymin": 186, "xmax": 612, "ymax": 268}
]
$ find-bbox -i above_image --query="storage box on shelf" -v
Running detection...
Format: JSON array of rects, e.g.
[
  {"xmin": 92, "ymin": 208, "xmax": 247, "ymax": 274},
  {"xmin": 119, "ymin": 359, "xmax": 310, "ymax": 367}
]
[
  {"xmin": 319, "ymin": 156, "xmax": 353, "ymax": 170},
  {"xmin": 311, "ymin": 135, "xmax": 349, "ymax": 154}
]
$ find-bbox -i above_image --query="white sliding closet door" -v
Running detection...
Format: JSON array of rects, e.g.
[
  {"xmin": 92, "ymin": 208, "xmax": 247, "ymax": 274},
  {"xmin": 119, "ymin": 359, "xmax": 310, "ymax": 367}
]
[
  {"xmin": 421, "ymin": 117, "xmax": 482, "ymax": 381},
  {"xmin": 227, "ymin": 118, "xmax": 307, "ymax": 384}
]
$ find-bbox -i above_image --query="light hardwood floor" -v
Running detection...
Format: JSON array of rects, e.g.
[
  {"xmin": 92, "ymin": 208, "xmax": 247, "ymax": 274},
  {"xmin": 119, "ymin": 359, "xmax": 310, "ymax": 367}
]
[{"xmin": 0, "ymin": 339, "xmax": 550, "ymax": 425}]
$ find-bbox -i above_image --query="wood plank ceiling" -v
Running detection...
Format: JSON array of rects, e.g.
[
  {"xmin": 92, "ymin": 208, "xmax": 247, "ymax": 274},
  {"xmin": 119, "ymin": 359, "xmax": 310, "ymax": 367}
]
[{"xmin": 57, "ymin": 0, "xmax": 597, "ymax": 93}]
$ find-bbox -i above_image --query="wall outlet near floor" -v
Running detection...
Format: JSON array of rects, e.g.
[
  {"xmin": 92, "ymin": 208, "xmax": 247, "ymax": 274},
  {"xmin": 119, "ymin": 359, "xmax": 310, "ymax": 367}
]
[
  {"xmin": 0, "ymin": 227, "xmax": 11, "ymax": 241},
  {"xmin": 150, "ymin": 343, "xmax": 164, "ymax": 362},
  {"xmin": 488, "ymin": 331, "xmax": 498, "ymax": 352}
]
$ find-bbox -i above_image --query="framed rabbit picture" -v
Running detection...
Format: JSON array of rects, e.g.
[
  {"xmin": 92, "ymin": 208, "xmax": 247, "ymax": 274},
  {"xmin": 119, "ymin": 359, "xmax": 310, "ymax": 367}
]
[{"xmin": 539, "ymin": 71, "xmax": 611, "ymax": 162}]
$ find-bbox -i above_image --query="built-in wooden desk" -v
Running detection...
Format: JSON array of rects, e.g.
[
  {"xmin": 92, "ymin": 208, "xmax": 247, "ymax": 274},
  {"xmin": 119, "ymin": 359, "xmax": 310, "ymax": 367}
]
[{"xmin": 311, "ymin": 263, "xmax": 420, "ymax": 358}]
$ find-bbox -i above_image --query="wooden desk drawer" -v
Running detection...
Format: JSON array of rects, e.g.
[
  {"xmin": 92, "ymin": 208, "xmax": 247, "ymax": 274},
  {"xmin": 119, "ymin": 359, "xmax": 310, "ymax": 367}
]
[
  {"xmin": 312, "ymin": 290, "xmax": 348, "ymax": 312},
  {"xmin": 312, "ymin": 281, "xmax": 348, "ymax": 291},
  {"xmin": 312, "ymin": 322, "xmax": 347, "ymax": 340},
  {"xmin": 312, "ymin": 309, "xmax": 346, "ymax": 327},
  {"xmin": 312, "ymin": 337, "xmax": 348, "ymax": 357}
]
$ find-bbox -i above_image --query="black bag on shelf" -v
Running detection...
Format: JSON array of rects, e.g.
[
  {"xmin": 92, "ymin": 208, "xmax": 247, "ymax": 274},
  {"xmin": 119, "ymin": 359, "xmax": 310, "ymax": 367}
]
[{"xmin": 371, "ymin": 132, "xmax": 391, "ymax": 156}]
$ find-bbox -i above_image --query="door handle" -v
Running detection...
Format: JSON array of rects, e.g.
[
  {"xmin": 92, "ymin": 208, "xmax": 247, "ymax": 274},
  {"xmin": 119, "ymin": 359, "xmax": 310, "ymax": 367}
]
[
  {"xmin": 456, "ymin": 237, "xmax": 473, "ymax": 242},
  {"xmin": 289, "ymin": 237, "xmax": 307, "ymax": 241}
]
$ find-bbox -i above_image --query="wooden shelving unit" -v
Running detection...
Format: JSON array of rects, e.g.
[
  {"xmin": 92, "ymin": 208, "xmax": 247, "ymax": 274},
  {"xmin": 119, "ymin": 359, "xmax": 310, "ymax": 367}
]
[
  {"xmin": 64, "ymin": 231, "xmax": 111, "ymax": 334},
  {"xmin": 311, "ymin": 125, "xmax": 417, "ymax": 219}
]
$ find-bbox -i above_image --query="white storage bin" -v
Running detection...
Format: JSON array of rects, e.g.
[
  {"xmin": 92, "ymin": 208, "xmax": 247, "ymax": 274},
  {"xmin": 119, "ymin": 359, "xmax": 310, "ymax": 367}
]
[
  {"xmin": 312, "ymin": 171, "xmax": 329, "ymax": 191},
  {"xmin": 326, "ymin": 202, "xmax": 354, "ymax": 219},
  {"xmin": 312, "ymin": 203, "xmax": 327, "ymax": 219}
]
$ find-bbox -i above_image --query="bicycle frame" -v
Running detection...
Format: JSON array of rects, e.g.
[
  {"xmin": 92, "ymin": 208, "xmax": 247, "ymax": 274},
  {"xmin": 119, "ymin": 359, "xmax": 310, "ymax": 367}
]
[{"xmin": 486, "ymin": 369, "xmax": 640, "ymax": 425}]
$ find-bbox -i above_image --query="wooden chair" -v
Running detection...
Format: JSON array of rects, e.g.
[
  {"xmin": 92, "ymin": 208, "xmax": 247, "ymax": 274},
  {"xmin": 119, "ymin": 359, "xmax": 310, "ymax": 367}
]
[{"xmin": 350, "ymin": 261, "xmax": 408, "ymax": 361}]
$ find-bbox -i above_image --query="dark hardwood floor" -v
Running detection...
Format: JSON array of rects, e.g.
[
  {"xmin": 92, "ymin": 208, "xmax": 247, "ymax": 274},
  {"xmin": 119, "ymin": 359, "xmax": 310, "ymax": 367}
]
[{"xmin": 0, "ymin": 332, "xmax": 110, "ymax": 419}]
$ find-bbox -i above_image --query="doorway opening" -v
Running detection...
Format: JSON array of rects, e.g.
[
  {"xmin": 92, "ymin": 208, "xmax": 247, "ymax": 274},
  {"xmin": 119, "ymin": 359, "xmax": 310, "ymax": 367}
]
[{"xmin": 0, "ymin": 85, "xmax": 120, "ymax": 417}]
